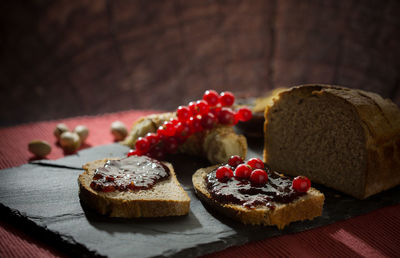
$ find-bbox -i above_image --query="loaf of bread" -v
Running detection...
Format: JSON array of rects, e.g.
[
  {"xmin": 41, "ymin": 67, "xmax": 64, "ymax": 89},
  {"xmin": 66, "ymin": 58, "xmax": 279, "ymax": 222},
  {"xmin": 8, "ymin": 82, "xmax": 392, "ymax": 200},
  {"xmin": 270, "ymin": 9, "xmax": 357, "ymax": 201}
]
[
  {"xmin": 193, "ymin": 165, "xmax": 324, "ymax": 229},
  {"xmin": 78, "ymin": 158, "xmax": 190, "ymax": 217},
  {"xmin": 264, "ymin": 84, "xmax": 400, "ymax": 199}
]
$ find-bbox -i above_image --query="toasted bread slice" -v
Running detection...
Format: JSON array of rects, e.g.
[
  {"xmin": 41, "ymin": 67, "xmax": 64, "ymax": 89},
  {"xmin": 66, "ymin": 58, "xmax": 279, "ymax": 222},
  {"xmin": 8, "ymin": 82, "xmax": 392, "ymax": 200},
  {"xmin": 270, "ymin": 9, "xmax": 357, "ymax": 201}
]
[
  {"xmin": 78, "ymin": 158, "xmax": 190, "ymax": 217},
  {"xmin": 193, "ymin": 165, "xmax": 324, "ymax": 229}
]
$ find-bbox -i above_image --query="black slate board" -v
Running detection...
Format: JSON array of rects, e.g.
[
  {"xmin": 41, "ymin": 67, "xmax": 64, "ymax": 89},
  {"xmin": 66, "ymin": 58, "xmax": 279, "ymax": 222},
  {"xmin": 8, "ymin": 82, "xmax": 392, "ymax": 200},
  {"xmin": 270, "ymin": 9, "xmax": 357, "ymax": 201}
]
[{"xmin": 1, "ymin": 141, "xmax": 400, "ymax": 257}]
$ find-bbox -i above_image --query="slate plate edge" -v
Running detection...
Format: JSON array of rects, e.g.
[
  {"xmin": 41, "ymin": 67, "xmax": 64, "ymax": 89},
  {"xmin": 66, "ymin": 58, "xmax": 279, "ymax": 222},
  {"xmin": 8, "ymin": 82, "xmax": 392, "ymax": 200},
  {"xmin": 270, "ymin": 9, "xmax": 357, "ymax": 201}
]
[{"xmin": 0, "ymin": 202, "xmax": 104, "ymax": 258}]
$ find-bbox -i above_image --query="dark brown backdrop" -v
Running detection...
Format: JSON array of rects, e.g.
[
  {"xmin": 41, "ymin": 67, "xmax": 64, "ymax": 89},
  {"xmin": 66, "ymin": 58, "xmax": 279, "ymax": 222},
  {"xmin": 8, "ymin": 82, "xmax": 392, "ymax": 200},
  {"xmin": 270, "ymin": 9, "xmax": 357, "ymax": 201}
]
[{"xmin": 1, "ymin": 0, "xmax": 399, "ymax": 126}]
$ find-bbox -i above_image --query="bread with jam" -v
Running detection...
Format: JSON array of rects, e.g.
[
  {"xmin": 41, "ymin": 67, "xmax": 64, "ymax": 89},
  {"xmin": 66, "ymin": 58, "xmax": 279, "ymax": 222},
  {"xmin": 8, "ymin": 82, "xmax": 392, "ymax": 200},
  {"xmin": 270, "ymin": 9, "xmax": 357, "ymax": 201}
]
[
  {"xmin": 264, "ymin": 84, "xmax": 400, "ymax": 199},
  {"xmin": 78, "ymin": 155, "xmax": 190, "ymax": 217},
  {"xmin": 192, "ymin": 162, "xmax": 324, "ymax": 229}
]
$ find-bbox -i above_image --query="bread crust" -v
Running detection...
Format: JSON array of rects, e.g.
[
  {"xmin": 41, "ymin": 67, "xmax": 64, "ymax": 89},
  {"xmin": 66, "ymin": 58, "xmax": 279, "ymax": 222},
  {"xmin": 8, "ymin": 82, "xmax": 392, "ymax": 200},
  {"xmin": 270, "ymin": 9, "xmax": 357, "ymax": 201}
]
[
  {"xmin": 264, "ymin": 84, "xmax": 400, "ymax": 199},
  {"xmin": 192, "ymin": 165, "xmax": 324, "ymax": 229},
  {"xmin": 78, "ymin": 158, "xmax": 190, "ymax": 217}
]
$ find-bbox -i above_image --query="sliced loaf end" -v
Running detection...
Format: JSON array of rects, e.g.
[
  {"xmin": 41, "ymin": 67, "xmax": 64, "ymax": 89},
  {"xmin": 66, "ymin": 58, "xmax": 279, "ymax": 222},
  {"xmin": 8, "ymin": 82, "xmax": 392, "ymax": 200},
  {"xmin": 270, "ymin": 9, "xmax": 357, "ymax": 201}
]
[
  {"xmin": 264, "ymin": 85, "xmax": 368, "ymax": 198},
  {"xmin": 264, "ymin": 84, "xmax": 400, "ymax": 199}
]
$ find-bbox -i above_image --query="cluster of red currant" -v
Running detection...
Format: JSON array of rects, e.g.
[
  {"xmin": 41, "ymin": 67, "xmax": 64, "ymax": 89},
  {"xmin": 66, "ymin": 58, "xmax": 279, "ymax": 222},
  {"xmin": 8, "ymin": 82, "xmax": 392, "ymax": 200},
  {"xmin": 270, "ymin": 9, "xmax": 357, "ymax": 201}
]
[
  {"xmin": 215, "ymin": 156, "xmax": 269, "ymax": 186},
  {"xmin": 216, "ymin": 156, "xmax": 312, "ymax": 192},
  {"xmin": 127, "ymin": 90, "xmax": 252, "ymax": 160}
]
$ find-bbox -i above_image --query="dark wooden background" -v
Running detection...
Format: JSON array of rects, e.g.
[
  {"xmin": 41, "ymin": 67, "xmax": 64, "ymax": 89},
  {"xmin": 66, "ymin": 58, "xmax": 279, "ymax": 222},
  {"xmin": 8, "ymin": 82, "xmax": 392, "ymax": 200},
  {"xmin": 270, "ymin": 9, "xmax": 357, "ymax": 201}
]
[{"xmin": 1, "ymin": 0, "xmax": 400, "ymax": 126}]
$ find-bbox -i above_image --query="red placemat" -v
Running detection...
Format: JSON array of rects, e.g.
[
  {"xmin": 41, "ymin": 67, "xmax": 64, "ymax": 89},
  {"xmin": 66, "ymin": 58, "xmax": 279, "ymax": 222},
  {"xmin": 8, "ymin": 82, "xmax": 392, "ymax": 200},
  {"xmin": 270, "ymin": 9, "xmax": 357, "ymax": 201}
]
[
  {"xmin": 0, "ymin": 110, "xmax": 399, "ymax": 258},
  {"xmin": 0, "ymin": 110, "xmax": 159, "ymax": 169}
]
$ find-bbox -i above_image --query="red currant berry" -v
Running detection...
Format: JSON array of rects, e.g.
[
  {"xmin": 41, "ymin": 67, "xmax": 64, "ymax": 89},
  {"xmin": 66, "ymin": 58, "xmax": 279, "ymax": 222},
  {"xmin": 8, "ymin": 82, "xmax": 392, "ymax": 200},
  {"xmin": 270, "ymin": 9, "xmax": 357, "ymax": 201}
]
[
  {"xmin": 177, "ymin": 106, "xmax": 191, "ymax": 121},
  {"xmin": 203, "ymin": 90, "xmax": 220, "ymax": 106},
  {"xmin": 219, "ymin": 91, "xmax": 235, "ymax": 106},
  {"xmin": 292, "ymin": 176, "xmax": 311, "ymax": 192},
  {"xmin": 189, "ymin": 116, "xmax": 203, "ymax": 133},
  {"xmin": 215, "ymin": 166, "xmax": 234, "ymax": 181},
  {"xmin": 233, "ymin": 112, "xmax": 240, "ymax": 125},
  {"xmin": 175, "ymin": 121, "xmax": 191, "ymax": 143},
  {"xmin": 127, "ymin": 149, "xmax": 140, "ymax": 157},
  {"xmin": 237, "ymin": 107, "xmax": 253, "ymax": 122},
  {"xmin": 135, "ymin": 137, "xmax": 150, "ymax": 153},
  {"xmin": 162, "ymin": 121, "xmax": 176, "ymax": 137},
  {"xmin": 164, "ymin": 137, "xmax": 179, "ymax": 153},
  {"xmin": 200, "ymin": 113, "xmax": 217, "ymax": 129},
  {"xmin": 169, "ymin": 118, "xmax": 179, "ymax": 126},
  {"xmin": 145, "ymin": 133, "xmax": 159, "ymax": 147},
  {"xmin": 175, "ymin": 121, "xmax": 190, "ymax": 136},
  {"xmin": 218, "ymin": 107, "xmax": 235, "ymax": 125},
  {"xmin": 228, "ymin": 155, "xmax": 244, "ymax": 167},
  {"xmin": 247, "ymin": 158, "xmax": 264, "ymax": 169},
  {"xmin": 188, "ymin": 101, "xmax": 198, "ymax": 115},
  {"xmin": 250, "ymin": 169, "xmax": 268, "ymax": 186},
  {"xmin": 157, "ymin": 126, "xmax": 167, "ymax": 136},
  {"xmin": 210, "ymin": 105, "xmax": 222, "ymax": 118},
  {"xmin": 196, "ymin": 100, "xmax": 209, "ymax": 115},
  {"xmin": 235, "ymin": 164, "xmax": 252, "ymax": 179}
]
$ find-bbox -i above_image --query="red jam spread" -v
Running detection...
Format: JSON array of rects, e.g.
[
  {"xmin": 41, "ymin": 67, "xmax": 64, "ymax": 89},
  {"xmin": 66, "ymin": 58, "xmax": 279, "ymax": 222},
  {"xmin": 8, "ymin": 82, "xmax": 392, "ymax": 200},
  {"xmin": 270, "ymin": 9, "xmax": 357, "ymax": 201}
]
[
  {"xmin": 90, "ymin": 155, "xmax": 170, "ymax": 192},
  {"xmin": 206, "ymin": 165, "xmax": 306, "ymax": 209}
]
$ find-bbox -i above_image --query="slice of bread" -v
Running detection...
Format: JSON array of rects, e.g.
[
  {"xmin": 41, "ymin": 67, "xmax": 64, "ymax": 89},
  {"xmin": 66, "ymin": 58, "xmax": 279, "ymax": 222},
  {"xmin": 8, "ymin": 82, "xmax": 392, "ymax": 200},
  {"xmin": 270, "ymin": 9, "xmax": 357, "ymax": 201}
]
[
  {"xmin": 264, "ymin": 84, "xmax": 400, "ymax": 199},
  {"xmin": 192, "ymin": 165, "xmax": 324, "ymax": 229},
  {"xmin": 78, "ymin": 158, "xmax": 190, "ymax": 217}
]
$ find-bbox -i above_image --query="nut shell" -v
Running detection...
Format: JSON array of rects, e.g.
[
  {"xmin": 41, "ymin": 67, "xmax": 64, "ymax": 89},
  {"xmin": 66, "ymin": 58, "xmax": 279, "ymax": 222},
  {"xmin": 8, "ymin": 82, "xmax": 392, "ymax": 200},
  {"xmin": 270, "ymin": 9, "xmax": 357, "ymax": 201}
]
[
  {"xmin": 74, "ymin": 125, "xmax": 89, "ymax": 142},
  {"xmin": 60, "ymin": 132, "xmax": 81, "ymax": 153},
  {"xmin": 54, "ymin": 123, "xmax": 69, "ymax": 140},
  {"xmin": 28, "ymin": 140, "xmax": 51, "ymax": 157},
  {"xmin": 111, "ymin": 121, "xmax": 128, "ymax": 141}
]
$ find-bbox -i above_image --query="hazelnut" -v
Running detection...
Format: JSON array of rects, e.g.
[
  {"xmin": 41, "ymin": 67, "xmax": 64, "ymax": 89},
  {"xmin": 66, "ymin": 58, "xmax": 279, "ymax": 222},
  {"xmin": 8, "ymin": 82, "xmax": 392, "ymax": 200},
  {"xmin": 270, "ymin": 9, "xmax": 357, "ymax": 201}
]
[
  {"xmin": 74, "ymin": 125, "xmax": 89, "ymax": 143},
  {"xmin": 54, "ymin": 123, "xmax": 69, "ymax": 140},
  {"xmin": 28, "ymin": 140, "xmax": 51, "ymax": 157},
  {"xmin": 60, "ymin": 132, "xmax": 81, "ymax": 153},
  {"xmin": 111, "ymin": 121, "xmax": 128, "ymax": 141}
]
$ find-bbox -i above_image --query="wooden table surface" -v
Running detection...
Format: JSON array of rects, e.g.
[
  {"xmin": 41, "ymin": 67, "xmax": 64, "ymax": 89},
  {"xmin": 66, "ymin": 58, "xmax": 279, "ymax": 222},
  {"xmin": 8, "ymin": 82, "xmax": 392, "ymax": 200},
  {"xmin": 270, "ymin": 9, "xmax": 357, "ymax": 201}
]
[{"xmin": 1, "ymin": 0, "xmax": 399, "ymax": 127}]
